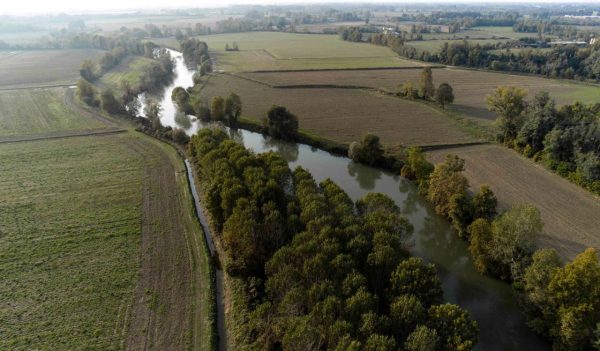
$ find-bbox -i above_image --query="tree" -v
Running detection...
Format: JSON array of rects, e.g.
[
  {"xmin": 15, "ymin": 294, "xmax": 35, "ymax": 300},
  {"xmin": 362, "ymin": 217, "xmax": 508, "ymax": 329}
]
[
  {"xmin": 100, "ymin": 89, "xmax": 121, "ymax": 114},
  {"xmin": 435, "ymin": 82, "xmax": 454, "ymax": 107},
  {"xmin": 471, "ymin": 185, "xmax": 497, "ymax": 220},
  {"xmin": 490, "ymin": 204, "xmax": 542, "ymax": 279},
  {"xmin": 400, "ymin": 82, "xmax": 418, "ymax": 99},
  {"xmin": 144, "ymin": 99, "xmax": 161, "ymax": 120},
  {"xmin": 390, "ymin": 257, "xmax": 443, "ymax": 307},
  {"xmin": 171, "ymin": 86, "xmax": 190, "ymax": 113},
  {"xmin": 448, "ymin": 193, "xmax": 474, "ymax": 239},
  {"xmin": 468, "ymin": 219, "xmax": 494, "ymax": 275},
  {"xmin": 76, "ymin": 79, "xmax": 97, "ymax": 106},
  {"xmin": 404, "ymin": 325, "xmax": 439, "ymax": 351},
  {"xmin": 486, "ymin": 87, "xmax": 527, "ymax": 142},
  {"xmin": 264, "ymin": 105, "xmax": 299, "ymax": 141},
  {"xmin": 401, "ymin": 147, "xmax": 434, "ymax": 194},
  {"xmin": 224, "ymin": 93, "xmax": 242, "ymax": 125},
  {"xmin": 79, "ymin": 59, "xmax": 97, "ymax": 82},
  {"xmin": 427, "ymin": 155, "xmax": 468, "ymax": 216},
  {"xmin": 427, "ymin": 304, "xmax": 478, "ymax": 351},
  {"xmin": 419, "ymin": 67, "xmax": 435, "ymax": 100},
  {"xmin": 390, "ymin": 294, "xmax": 425, "ymax": 337},
  {"xmin": 349, "ymin": 133, "xmax": 384, "ymax": 166},
  {"xmin": 546, "ymin": 248, "xmax": 600, "ymax": 351},
  {"xmin": 210, "ymin": 96, "xmax": 225, "ymax": 120}
]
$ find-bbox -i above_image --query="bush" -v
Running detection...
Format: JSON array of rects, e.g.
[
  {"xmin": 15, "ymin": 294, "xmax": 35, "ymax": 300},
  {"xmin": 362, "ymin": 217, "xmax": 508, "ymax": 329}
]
[{"xmin": 264, "ymin": 105, "xmax": 298, "ymax": 141}]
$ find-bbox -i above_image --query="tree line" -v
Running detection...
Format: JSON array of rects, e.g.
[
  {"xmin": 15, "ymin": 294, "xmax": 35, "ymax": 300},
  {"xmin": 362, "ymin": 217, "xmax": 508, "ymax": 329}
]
[
  {"xmin": 189, "ymin": 128, "xmax": 479, "ymax": 351},
  {"xmin": 487, "ymin": 87, "xmax": 600, "ymax": 195}
]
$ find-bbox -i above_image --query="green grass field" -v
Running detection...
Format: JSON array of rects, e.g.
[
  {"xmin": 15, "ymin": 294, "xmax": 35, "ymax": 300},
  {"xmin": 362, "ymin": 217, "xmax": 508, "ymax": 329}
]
[
  {"xmin": 0, "ymin": 134, "xmax": 143, "ymax": 350},
  {"xmin": 157, "ymin": 32, "xmax": 426, "ymax": 72},
  {"xmin": 100, "ymin": 55, "xmax": 156, "ymax": 91},
  {"xmin": 0, "ymin": 87, "xmax": 105, "ymax": 136}
]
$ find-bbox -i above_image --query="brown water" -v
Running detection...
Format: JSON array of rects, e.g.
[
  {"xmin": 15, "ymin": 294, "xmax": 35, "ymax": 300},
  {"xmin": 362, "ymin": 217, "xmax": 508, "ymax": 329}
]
[{"xmin": 150, "ymin": 50, "xmax": 550, "ymax": 351}]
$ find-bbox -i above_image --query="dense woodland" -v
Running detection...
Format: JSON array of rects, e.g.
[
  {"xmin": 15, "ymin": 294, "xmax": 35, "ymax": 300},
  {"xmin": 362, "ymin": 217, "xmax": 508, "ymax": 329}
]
[
  {"xmin": 486, "ymin": 87, "xmax": 600, "ymax": 194},
  {"xmin": 190, "ymin": 128, "xmax": 480, "ymax": 351}
]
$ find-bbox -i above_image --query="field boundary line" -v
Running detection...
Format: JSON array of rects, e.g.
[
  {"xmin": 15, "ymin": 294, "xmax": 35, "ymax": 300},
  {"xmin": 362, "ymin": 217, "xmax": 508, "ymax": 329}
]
[
  {"xmin": 0, "ymin": 128, "xmax": 126, "ymax": 144},
  {"xmin": 242, "ymin": 65, "xmax": 445, "ymax": 73},
  {"xmin": 0, "ymin": 83, "xmax": 76, "ymax": 91}
]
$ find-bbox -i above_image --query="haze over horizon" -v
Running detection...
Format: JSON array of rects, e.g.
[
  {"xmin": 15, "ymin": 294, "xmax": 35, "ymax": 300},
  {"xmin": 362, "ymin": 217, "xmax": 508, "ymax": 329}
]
[{"xmin": 1, "ymin": 0, "xmax": 598, "ymax": 16}]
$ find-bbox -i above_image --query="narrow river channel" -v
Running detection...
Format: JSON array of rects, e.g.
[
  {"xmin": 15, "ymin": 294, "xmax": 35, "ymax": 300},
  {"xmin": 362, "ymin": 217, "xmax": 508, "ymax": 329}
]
[{"xmin": 144, "ymin": 49, "xmax": 550, "ymax": 351}]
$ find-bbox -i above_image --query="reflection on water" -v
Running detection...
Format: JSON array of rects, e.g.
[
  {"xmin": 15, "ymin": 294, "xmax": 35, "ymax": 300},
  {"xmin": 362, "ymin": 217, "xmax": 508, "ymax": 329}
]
[{"xmin": 148, "ymin": 49, "xmax": 549, "ymax": 351}]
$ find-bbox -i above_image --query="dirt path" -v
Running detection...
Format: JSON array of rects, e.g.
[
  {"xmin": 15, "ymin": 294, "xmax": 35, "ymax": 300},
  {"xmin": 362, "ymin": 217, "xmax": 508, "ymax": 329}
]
[
  {"xmin": 428, "ymin": 144, "xmax": 600, "ymax": 260},
  {"xmin": 123, "ymin": 135, "xmax": 213, "ymax": 351}
]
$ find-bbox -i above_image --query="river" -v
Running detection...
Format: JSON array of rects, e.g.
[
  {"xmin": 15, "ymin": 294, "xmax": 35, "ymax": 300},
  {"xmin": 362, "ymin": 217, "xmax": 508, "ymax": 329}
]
[{"xmin": 144, "ymin": 49, "xmax": 549, "ymax": 350}]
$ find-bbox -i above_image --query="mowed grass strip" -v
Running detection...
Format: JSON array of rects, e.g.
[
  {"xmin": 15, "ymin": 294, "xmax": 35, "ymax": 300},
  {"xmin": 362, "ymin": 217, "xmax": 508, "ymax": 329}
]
[
  {"xmin": 0, "ymin": 87, "xmax": 104, "ymax": 136},
  {"xmin": 155, "ymin": 32, "xmax": 426, "ymax": 72},
  {"xmin": 0, "ymin": 49, "xmax": 105, "ymax": 88},
  {"xmin": 0, "ymin": 87, "xmax": 105, "ymax": 137},
  {"xmin": 242, "ymin": 68, "xmax": 600, "ymax": 120},
  {"xmin": 201, "ymin": 74, "xmax": 475, "ymax": 146},
  {"xmin": 0, "ymin": 134, "xmax": 142, "ymax": 350},
  {"xmin": 427, "ymin": 144, "xmax": 600, "ymax": 261}
]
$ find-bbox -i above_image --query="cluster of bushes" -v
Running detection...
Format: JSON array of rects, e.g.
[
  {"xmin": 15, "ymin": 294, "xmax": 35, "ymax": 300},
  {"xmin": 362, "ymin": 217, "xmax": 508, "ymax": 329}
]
[
  {"xmin": 189, "ymin": 128, "xmax": 479, "ymax": 351},
  {"xmin": 224, "ymin": 42, "xmax": 239, "ymax": 51},
  {"xmin": 180, "ymin": 38, "xmax": 210, "ymax": 65},
  {"xmin": 170, "ymin": 86, "xmax": 243, "ymax": 126},
  {"xmin": 487, "ymin": 87, "xmax": 600, "ymax": 194},
  {"xmin": 397, "ymin": 67, "xmax": 455, "ymax": 108},
  {"xmin": 349, "ymin": 133, "xmax": 403, "ymax": 170},
  {"xmin": 399, "ymin": 147, "xmax": 600, "ymax": 350}
]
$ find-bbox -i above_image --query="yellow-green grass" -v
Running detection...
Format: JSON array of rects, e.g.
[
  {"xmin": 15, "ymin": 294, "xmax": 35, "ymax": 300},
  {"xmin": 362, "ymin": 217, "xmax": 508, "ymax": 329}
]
[
  {"xmin": 0, "ymin": 134, "xmax": 143, "ymax": 350},
  {"xmin": 158, "ymin": 32, "xmax": 427, "ymax": 72},
  {"xmin": 0, "ymin": 49, "xmax": 106, "ymax": 88},
  {"xmin": 0, "ymin": 87, "xmax": 104, "ymax": 136},
  {"xmin": 100, "ymin": 55, "xmax": 155, "ymax": 92}
]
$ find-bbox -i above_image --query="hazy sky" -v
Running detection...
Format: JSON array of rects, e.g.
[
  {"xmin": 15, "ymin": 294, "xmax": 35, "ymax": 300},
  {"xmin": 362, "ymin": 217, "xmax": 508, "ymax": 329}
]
[{"xmin": 1, "ymin": 0, "xmax": 597, "ymax": 16}]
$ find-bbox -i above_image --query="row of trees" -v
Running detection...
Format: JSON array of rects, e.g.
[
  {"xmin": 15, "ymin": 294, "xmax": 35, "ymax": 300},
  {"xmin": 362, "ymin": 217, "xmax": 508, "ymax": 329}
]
[
  {"xmin": 398, "ymin": 67, "xmax": 455, "ymax": 108},
  {"xmin": 189, "ymin": 128, "xmax": 479, "ymax": 350},
  {"xmin": 340, "ymin": 28, "xmax": 600, "ymax": 81},
  {"xmin": 397, "ymin": 146, "xmax": 600, "ymax": 350},
  {"xmin": 487, "ymin": 87, "xmax": 600, "ymax": 194}
]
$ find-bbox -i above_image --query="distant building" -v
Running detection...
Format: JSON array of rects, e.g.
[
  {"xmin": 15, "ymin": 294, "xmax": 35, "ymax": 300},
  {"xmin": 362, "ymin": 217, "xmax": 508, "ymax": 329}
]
[{"xmin": 549, "ymin": 40, "xmax": 588, "ymax": 47}]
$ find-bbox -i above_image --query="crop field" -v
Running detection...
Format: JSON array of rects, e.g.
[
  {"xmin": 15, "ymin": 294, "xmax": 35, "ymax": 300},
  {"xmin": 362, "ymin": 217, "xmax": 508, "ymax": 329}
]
[
  {"xmin": 427, "ymin": 144, "xmax": 600, "ymax": 260},
  {"xmin": 100, "ymin": 55, "xmax": 156, "ymax": 91},
  {"xmin": 158, "ymin": 32, "xmax": 427, "ymax": 71},
  {"xmin": 201, "ymin": 74, "xmax": 476, "ymax": 146},
  {"xmin": 0, "ymin": 49, "xmax": 105, "ymax": 88},
  {"xmin": 0, "ymin": 134, "xmax": 143, "ymax": 350},
  {"xmin": 0, "ymin": 131, "xmax": 214, "ymax": 350},
  {"xmin": 0, "ymin": 87, "xmax": 105, "ymax": 137},
  {"xmin": 241, "ymin": 68, "xmax": 600, "ymax": 120}
]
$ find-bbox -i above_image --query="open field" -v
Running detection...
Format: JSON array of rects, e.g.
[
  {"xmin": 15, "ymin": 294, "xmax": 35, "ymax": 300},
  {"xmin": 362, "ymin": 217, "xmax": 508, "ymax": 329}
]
[
  {"xmin": 100, "ymin": 55, "xmax": 156, "ymax": 91},
  {"xmin": 0, "ymin": 87, "xmax": 106, "ymax": 136},
  {"xmin": 0, "ymin": 134, "xmax": 143, "ymax": 350},
  {"xmin": 428, "ymin": 144, "xmax": 600, "ymax": 260},
  {"xmin": 201, "ymin": 74, "xmax": 476, "ymax": 146},
  {"xmin": 156, "ymin": 32, "xmax": 428, "ymax": 71},
  {"xmin": 241, "ymin": 68, "xmax": 600, "ymax": 120},
  {"xmin": 0, "ymin": 130, "xmax": 214, "ymax": 350},
  {"xmin": 0, "ymin": 49, "xmax": 105, "ymax": 88}
]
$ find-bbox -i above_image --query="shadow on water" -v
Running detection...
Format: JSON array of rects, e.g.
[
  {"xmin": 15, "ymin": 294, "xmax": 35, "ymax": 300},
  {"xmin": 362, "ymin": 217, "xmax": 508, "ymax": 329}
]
[{"xmin": 148, "ymin": 49, "xmax": 550, "ymax": 351}]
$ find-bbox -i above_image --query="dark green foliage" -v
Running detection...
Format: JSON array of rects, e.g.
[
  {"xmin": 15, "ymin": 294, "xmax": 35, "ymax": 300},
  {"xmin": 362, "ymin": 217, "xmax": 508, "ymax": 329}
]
[
  {"xmin": 435, "ymin": 82, "xmax": 454, "ymax": 108},
  {"xmin": 76, "ymin": 79, "xmax": 97, "ymax": 107},
  {"xmin": 180, "ymin": 38, "xmax": 209, "ymax": 65},
  {"xmin": 471, "ymin": 185, "xmax": 498, "ymax": 221},
  {"xmin": 100, "ymin": 89, "xmax": 122, "ymax": 114},
  {"xmin": 171, "ymin": 86, "xmax": 191, "ymax": 113},
  {"xmin": 400, "ymin": 147, "xmax": 434, "ymax": 194},
  {"xmin": 427, "ymin": 304, "xmax": 479, "ymax": 351},
  {"xmin": 349, "ymin": 133, "xmax": 385, "ymax": 166},
  {"xmin": 419, "ymin": 67, "xmax": 435, "ymax": 100},
  {"xmin": 224, "ymin": 93, "xmax": 242, "ymax": 125},
  {"xmin": 264, "ymin": 105, "xmax": 299, "ymax": 141},
  {"xmin": 190, "ymin": 129, "xmax": 478, "ymax": 351},
  {"xmin": 210, "ymin": 96, "xmax": 225, "ymax": 121},
  {"xmin": 79, "ymin": 59, "xmax": 97, "ymax": 82}
]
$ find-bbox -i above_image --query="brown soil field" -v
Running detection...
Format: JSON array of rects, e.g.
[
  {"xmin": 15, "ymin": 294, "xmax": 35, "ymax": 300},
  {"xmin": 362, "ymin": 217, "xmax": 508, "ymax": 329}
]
[
  {"xmin": 201, "ymin": 74, "xmax": 476, "ymax": 146},
  {"xmin": 0, "ymin": 49, "xmax": 105, "ymax": 88},
  {"xmin": 125, "ymin": 134, "xmax": 213, "ymax": 351},
  {"xmin": 241, "ymin": 68, "xmax": 600, "ymax": 120},
  {"xmin": 428, "ymin": 144, "xmax": 600, "ymax": 260}
]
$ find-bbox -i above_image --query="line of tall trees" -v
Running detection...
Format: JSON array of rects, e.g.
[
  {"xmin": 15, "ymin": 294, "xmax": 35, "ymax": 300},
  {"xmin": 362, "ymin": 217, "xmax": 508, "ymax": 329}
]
[
  {"xmin": 398, "ymin": 146, "xmax": 600, "ymax": 350},
  {"xmin": 397, "ymin": 67, "xmax": 455, "ymax": 108},
  {"xmin": 190, "ymin": 128, "xmax": 479, "ymax": 351},
  {"xmin": 486, "ymin": 87, "xmax": 600, "ymax": 195}
]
